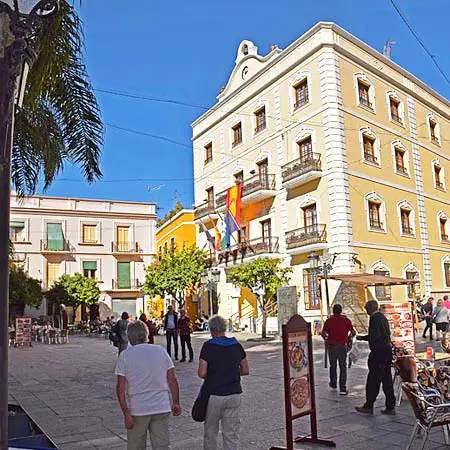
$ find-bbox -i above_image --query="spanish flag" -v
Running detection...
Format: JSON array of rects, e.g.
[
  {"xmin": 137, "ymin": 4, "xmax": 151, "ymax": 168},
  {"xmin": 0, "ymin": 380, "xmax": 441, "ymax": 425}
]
[{"xmin": 226, "ymin": 183, "xmax": 242, "ymax": 233}]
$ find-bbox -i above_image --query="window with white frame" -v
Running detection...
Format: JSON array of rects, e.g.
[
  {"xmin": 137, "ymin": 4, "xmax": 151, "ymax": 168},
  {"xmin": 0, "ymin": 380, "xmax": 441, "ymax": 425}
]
[
  {"xmin": 372, "ymin": 264, "xmax": 391, "ymax": 301},
  {"xmin": 293, "ymin": 78, "xmax": 309, "ymax": 110},
  {"xmin": 392, "ymin": 142, "xmax": 409, "ymax": 176},
  {"xmin": 9, "ymin": 220, "xmax": 27, "ymax": 243},
  {"xmin": 428, "ymin": 114, "xmax": 440, "ymax": 144},
  {"xmin": 254, "ymin": 106, "xmax": 267, "ymax": 134},
  {"xmin": 361, "ymin": 128, "xmax": 380, "ymax": 166},
  {"xmin": 387, "ymin": 92, "xmax": 404, "ymax": 125},
  {"xmin": 204, "ymin": 142, "xmax": 213, "ymax": 164},
  {"xmin": 355, "ymin": 74, "xmax": 375, "ymax": 111},
  {"xmin": 443, "ymin": 256, "xmax": 450, "ymax": 287},
  {"xmin": 365, "ymin": 193, "xmax": 386, "ymax": 232},
  {"xmin": 398, "ymin": 201, "xmax": 415, "ymax": 236},
  {"xmin": 231, "ymin": 122, "xmax": 242, "ymax": 147},
  {"xmin": 439, "ymin": 213, "xmax": 450, "ymax": 242},
  {"xmin": 404, "ymin": 265, "xmax": 420, "ymax": 299},
  {"xmin": 433, "ymin": 160, "xmax": 445, "ymax": 190}
]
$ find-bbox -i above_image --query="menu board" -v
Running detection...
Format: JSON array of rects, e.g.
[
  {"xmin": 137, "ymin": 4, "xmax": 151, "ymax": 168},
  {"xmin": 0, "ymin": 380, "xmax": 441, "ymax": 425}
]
[
  {"xmin": 287, "ymin": 331, "xmax": 311, "ymax": 417},
  {"xmin": 15, "ymin": 317, "xmax": 32, "ymax": 347},
  {"xmin": 384, "ymin": 303, "xmax": 415, "ymax": 355}
]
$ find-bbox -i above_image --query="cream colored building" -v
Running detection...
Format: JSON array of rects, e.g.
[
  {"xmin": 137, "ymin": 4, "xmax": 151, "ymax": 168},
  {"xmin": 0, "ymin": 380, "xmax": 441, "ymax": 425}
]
[
  {"xmin": 192, "ymin": 22, "xmax": 450, "ymax": 325},
  {"xmin": 10, "ymin": 194, "xmax": 156, "ymax": 319}
]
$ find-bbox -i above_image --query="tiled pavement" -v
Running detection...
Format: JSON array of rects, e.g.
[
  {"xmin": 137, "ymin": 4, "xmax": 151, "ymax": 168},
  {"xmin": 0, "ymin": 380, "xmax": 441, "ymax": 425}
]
[{"xmin": 8, "ymin": 332, "xmax": 450, "ymax": 450}]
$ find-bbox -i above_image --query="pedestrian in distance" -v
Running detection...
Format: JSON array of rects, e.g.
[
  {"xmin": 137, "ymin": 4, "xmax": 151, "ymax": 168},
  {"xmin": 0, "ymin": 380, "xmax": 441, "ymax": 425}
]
[
  {"xmin": 432, "ymin": 298, "xmax": 449, "ymax": 341},
  {"xmin": 443, "ymin": 295, "xmax": 450, "ymax": 311},
  {"xmin": 421, "ymin": 297, "xmax": 434, "ymax": 340},
  {"xmin": 321, "ymin": 304, "xmax": 356, "ymax": 395},
  {"xmin": 198, "ymin": 315, "xmax": 250, "ymax": 450},
  {"xmin": 163, "ymin": 305, "xmax": 178, "ymax": 360},
  {"xmin": 178, "ymin": 309, "xmax": 194, "ymax": 362},
  {"xmin": 355, "ymin": 300, "xmax": 396, "ymax": 416},
  {"xmin": 139, "ymin": 313, "xmax": 157, "ymax": 344},
  {"xmin": 117, "ymin": 312, "xmax": 130, "ymax": 354},
  {"xmin": 115, "ymin": 320, "xmax": 181, "ymax": 450}
]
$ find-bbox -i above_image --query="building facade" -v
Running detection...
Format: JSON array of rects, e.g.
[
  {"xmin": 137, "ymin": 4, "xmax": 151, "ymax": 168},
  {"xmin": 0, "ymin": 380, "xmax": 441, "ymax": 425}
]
[
  {"xmin": 10, "ymin": 194, "xmax": 156, "ymax": 319},
  {"xmin": 155, "ymin": 209, "xmax": 200, "ymax": 319},
  {"xmin": 192, "ymin": 22, "xmax": 450, "ymax": 323}
]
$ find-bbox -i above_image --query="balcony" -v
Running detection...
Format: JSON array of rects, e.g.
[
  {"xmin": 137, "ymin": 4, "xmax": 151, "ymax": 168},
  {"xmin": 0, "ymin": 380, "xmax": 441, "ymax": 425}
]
[
  {"xmin": 111, "ymin": 278, "xmax": 141, "ymax": 291},
  {"xmin": 282, "ymin": 154, "xmax": 322, "ymax": 188},
  {"xmin": 111, "ymin": 242, "xmax": 142, "ymax": 254},
  {"xmin": 286, "ymin": 225, "xmax": 327, "ymax": 253},
  {"xmin": 216, "ymin": 174, "xmax": 276, "ymax": 210},
  {"xmin": 40, "ymin": 239, "xmax": 72, "ymax": 253},
  {"xmin": 218, "ymin": 236, "xmax": 279, "ymax": 265},
  {"xmin": 194, "ymin": 202, "xmax": 218, "ymax": 222}
]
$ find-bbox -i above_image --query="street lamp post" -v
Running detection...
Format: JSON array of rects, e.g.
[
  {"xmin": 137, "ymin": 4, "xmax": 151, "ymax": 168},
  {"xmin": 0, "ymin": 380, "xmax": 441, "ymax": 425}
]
[{"xmin": 0, "ymin": 1, "xmax": 59, "ymax": 446}]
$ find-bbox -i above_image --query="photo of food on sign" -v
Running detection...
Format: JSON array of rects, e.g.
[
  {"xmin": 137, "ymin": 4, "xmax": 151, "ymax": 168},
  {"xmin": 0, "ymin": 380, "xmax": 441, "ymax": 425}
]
[
  {"xmin": 288, "ymin": 332, "xmax": 311, "ymax": 416},
  {"xmin": 383, "ymin": 303, "xmax": 415, "ymax": 355}
]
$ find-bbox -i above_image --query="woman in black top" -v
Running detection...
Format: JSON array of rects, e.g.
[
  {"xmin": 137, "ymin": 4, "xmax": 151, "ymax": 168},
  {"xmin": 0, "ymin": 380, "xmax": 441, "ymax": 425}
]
[{"xmin": 198, "ymin": 315, "xmax": 249, "ymax": 450}]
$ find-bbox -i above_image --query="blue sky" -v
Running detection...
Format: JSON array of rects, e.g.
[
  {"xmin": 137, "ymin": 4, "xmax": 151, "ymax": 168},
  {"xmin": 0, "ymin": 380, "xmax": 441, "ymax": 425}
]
[{"xmin": 42, "ymin": 0, "xmax": 450, "ymax": 218}]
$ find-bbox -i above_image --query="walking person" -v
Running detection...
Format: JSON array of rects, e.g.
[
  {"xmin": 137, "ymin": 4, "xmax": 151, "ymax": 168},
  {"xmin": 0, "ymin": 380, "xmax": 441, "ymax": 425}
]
[
  {"xmin": 355, "ymin": 300, "xmax": 396, "ymax": 415},
  {"xmin": 321, "ymin": 304, "xmax": 356, "ymax": 395},
  {"xmin": 163, "ymin": 305, "xmax": 178, "ymax": 360},
  {"xmin": 178, "ymin": 309, "xmax": 194, "ymax": 362},
  {"xmin": 198, "ymin": 315, "xmax": 250, "ymax": 450},
  {"xmin": 421, "ymin": 297, "xmax": 434, "ymax": 340},
  {"xmin": 139, "ymin": 313, "xmax": 157, "ymax": 344},
  {"xmin": 117, "ymin": 312, "xmax": 130, "ymax": 354},
  {"xmin": 432, "ymin": 299, "xmax": 449, "ymax": 341},
  {"xmin": 115, "ymin": 320, "xmax": 181, "ymax": 450}
]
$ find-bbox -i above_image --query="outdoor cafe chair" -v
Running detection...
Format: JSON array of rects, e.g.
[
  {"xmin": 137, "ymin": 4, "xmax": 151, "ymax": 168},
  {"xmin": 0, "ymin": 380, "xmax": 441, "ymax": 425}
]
[
  {"xmin": 392, "ymin": 346, "xmax": 417, "ymax": 406},
  {"xmin": 402, "ymin": 382, "xmax": 450, "ymax": 450}
]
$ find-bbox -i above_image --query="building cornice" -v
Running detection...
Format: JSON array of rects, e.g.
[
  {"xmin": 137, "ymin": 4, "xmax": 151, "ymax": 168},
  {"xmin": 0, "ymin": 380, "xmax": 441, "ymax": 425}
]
[
  {"xmin": 10, "ymin": 208, "xmax": 157, "ymax": 220},
  {"xmin": 156, "ymin": 209, "xmax": 195, "ymax": 234}
]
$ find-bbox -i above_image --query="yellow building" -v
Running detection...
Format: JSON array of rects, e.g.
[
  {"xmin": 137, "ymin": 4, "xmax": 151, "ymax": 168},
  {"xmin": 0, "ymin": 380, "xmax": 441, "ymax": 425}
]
[
  {"xmin": 155, "ymin": 209, "xmax": 199, "ymax": 319},
  {"xmin": 192, "ymin": 22, "xmax": 450, "ymax": 327}
]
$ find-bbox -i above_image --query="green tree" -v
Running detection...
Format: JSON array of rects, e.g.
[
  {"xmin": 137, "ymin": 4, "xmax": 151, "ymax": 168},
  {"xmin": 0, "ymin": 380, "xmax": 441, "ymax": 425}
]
[
  {"xmin": 46, "ymin": 273, "xmax": 100, "ymax": 319},
  {"xmin": 144, "ymin": 245, "xmax": 207, "ymax": 308},
  {"xmin": 227, "ymin": 258, "xmax": 292, "ymax": 338},
  {"xmin": 13, "ymin": 1, "xmax": 103, "ymax": 195},
  {"xmin": 9, "ymin": 266, "xmax": 43, "ymax": 320}
]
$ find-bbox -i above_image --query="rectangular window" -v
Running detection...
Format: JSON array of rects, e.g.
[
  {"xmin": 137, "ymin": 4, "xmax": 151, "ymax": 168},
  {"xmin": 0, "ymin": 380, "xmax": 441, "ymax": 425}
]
[
  {"xmin": 294, "ymin": 79, "xmax": 309, "ymax": 109},
  {"xmin": 164, "ymin": 242, "xmax": 168, "ymax": 254},
  {"xmin": 430, "ymin": 120, "xmax": 438, "ymax": 142},
  {"xmin": 298, "ymin": 137, "xmax": 313, "ymax": 161},
  {"xmin": 395, "ymin": 149, "xmax": 407, "ymax": 175},
  {"xmin": 374, "ymin": 270, "xmax": 391, "ymax": 301},
  {"xmin": 232, "ymin": 123, "xmax": 242, "ymax": 147},
  {"xmin": 238, "ymin": 225, "xmax": 247, "ymax": 243},
  {"xmin": 204, "ymin": 142, "xmax": 213, "ymax": 164},
  {"xmin": 254, "ymin": 107, "xmax": 266, "ymax": 134},
  {"xmin": 358, "ymin": 81, "xmax": 372, "ymax": 108},
  {"xmin": 303, "ymin": 204, "xmax": 318, "ymax": 232},
  {"xmin": 234, "ymin": 170, "xmax": 244, "ymax": 185},
  {"xmin": 257, "ymin": 159, "xmax": 269, "ymax": 186},
  {"xmin": 435, "ymin": 166, "xmax": 444, "ymax": 190},
  {"xmin": 170, "ymin": 237, "xmax": 175, "ymax": 252},
  {"xmin": 363, "ymin": 135, "xmax": 377, "ymax": 164},
  {"xmin": 206, "ymin": 187, "xmax": 214, "ymax": 206},
  {"xmin": 390, "ymin": 98, "xmax": 401, "ymax": 123},
  {"xmin": 158, "ymin": 246, "xmax": 162, "ymax": 261},
  {"xmin": 303, "ymin": 269, "xmax": 320, "ymax": 310},
  {"xmin": 401, "ymin": 209, "xmax": 412, "ymax": 235},
  {"xmin": 47, "ymin": 262, "xmax": 60, "ymax": 288},
  {"xmin": 445, "ymin": 263, "xmax": 450, "ymax": 287},
  {"xmin": 261, "ymin": 219, "xmax": 272, "ymax": 244},
  {"xmin": 368, "ymin": 201, "xmax": 382, "ymax": 229},
  {"xmin": 441, "ymin": 218, "xmax": 448, "ymax": 241},
  {"xmin": 46, "ymin": 223, "xmax": 64, "ymax": 251},
  {"xmin": 82, "ymin": 224, "xmax": 97, "ymax": 244},
  {"xmin": 117, "ymin": 226, "xmax": 130, "ymax": 252},
  {"xmin": 83, "ymin": 261, "xmax": 97, "ymax": 279},
  {"xmin": 117, "ymin": 261, "xmax": 131, "ymax": 289},
  {"xmin": 9, "ymin": 221, "xmax": 26, "ymax": 243}
]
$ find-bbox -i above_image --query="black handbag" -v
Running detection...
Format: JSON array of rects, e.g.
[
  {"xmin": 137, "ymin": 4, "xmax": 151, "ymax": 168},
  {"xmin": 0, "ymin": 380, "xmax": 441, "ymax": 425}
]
[{"xmin": 191, "ymin": 382, "xmax": 210, "ymax": 422}]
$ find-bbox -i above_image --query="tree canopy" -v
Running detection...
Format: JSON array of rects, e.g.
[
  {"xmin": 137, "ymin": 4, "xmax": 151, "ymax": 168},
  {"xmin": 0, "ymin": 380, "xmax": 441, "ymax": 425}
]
[
  {"xmin": 143, "ymin": 245, "xmax": 207, "ymax": 307},
  {"xmin": 13, "ymin": 0, "xmax": 103, "ymax": 195},
  {"xmin": 9, "ymin": 266, "xmax": 43, "ymax": 319}
]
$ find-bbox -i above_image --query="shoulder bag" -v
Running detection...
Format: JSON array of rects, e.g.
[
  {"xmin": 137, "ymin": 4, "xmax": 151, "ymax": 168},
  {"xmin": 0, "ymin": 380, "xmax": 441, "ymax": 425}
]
[{"xmin": 191, "ymin": 382, "xmax": 210, "ymax": 422}]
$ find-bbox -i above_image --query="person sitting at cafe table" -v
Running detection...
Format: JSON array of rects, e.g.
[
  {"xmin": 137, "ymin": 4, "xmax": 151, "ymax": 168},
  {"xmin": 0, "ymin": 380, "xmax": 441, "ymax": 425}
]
[{"xmin": 355, "ymin": 300, "xmax": 396, "ymax": 416}]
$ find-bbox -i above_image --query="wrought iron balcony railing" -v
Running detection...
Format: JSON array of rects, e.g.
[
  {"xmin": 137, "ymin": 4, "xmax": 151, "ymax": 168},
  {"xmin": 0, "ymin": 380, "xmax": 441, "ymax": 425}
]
[
  {"xmin": 286, "ymin": 225, "xmax": 327, "ymax": 249},
  {"xmin": 282, "ymin": 154, "xmax": 321, "ymax": 184},
  {"xmin": 194, "ymin": 202, "xmax": 216, "ymax": 220},
  {"xmin": 40, "ymin": 239, "xmax": 72, "ymax": 252},
  {"xmin": 111, "ymin": 242, "xmax": 142, "ymax": 254},
  {"xmin": 112, "ymin": 278, "xmax": 140, "ymax": 290}
]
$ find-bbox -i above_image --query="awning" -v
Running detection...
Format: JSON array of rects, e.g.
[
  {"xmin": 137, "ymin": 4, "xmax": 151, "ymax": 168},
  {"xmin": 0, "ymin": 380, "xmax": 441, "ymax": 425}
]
[
  {"xmin": 10, "ymin": 221, "xmax": 25, "ymax": 228},
  {"xmin": 82, "ymin": 261, "xmax": 97, "ymax": 271},
  {"xmin": 327, "ymin": 273, "xmax": 418, "ymax": 286}
]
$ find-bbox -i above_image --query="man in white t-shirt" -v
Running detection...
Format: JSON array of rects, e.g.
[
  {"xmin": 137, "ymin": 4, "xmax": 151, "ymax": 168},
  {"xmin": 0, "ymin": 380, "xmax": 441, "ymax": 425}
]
[{"xmin": 115, "ymin": 320, "xmax": 181, "ymax": 450}]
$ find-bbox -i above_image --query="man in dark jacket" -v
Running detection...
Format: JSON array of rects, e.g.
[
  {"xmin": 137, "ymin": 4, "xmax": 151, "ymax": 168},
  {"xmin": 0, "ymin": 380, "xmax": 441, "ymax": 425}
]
[
  {"xmin": 178, "ymin": 309, "xmax": 194, "ymax": 362},
  {"xmin": 422, "ymin": 297, "xmax": 434, "ymax": 339},
  {"xmin": 355, "ymin": 300, "xmax": 396, "ymax": 415},
  {"xmin": 164, "ymin": 305, "xmax": 178, "ymax": 360}
]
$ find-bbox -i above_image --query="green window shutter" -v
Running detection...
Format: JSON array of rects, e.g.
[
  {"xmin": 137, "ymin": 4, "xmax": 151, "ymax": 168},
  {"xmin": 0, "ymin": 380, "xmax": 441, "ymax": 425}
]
[
  {"xmin": 47, "ymin": 223, "xmax": 63, "ymax": 251},
  {"xmin": 82, "ymin": 261, "xmax": 97, "ymax": 271},
  {"xmin": 10, "ymin": 221, "xmax": 25, "ymax": 228},
  {"xmin": 117, "ymin": 262, "xmax": 131, "ymax": 289}
]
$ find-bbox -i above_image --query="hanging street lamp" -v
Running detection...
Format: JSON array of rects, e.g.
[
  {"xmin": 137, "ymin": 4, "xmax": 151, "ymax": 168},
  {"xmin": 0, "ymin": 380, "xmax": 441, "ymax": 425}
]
[{"xmin": 0, "ymin": 1, "xmax": 59, "ymax": 446}]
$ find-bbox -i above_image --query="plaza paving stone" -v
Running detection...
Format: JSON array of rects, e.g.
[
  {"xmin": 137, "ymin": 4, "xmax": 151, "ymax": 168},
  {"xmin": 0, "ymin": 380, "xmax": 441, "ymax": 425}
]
[{"xmin": 7, "ymin": 332, "xmax": 450, "ymax": 449}]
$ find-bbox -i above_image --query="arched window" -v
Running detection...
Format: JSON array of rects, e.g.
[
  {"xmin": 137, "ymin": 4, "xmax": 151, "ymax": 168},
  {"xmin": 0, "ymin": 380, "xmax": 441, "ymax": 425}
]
[
  {"xmin": 387, "ymin": 91, "xmax": 404, "ymax": 125},
  {"xmin": 443, "ymin": 256, "xmax": 450, "ymax": 287},
  {"xmin": 432, "ymin": 159, "xmax": 446, "ymax": 191},
  {"xmin": 360, "ymin": 127, "xmax": 380, "ymax": 166},
  {"xmin": 365, "ymin": 192, "xmax": 386, "ymax": 232},
  {"xmin": 355, "ymin": 73, "xmax": 375, "ymax": 111},
  {"xmin": 427, "ymin": 113, "xmax": 441, "ymax": 145},
  {"xmin": 371, "ymin": 260, "xmax": 391, "ymax": 301},
  {"xmin": 398, "ymin": 201, "xmax": 415, "ymax": 237},
  {"xmin": 392, "ymin": 141, "xmax": 410, "ymax": 176},
  {"xmin": 438, "ymin": 212, "xmax": 450, "ymax": 243},
  {"xmin": 403, "ymin": 263, "xmax": 420, "ymax": 299}
]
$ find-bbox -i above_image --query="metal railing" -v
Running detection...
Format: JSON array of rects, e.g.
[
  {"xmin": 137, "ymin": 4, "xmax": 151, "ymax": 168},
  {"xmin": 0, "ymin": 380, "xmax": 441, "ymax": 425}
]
[
  {"xmin": 40, "ymin": 239, "xmax": 72, "ymax": 252},
  {"xmin": 369, "ymin": 219, "xmax": 384, "ymax": 230},
  {"xmin": 294, "ymin": 94, "xmax": 309, "ymax": 110},
  {"xmin": 364, "ymin": 152, "xmax": 378, "ymax": 164},
  {"xmin": 286, "ymin": 225, "xmax": 327, "ymax": 249},
  {"xmin": 218, "ymin": 236, "xmax": 279, "ymax": 265},
  {"xmin": 431, "ymin": 135, "xmax": 440, "ymax": 144},
  {"xmin": 441, "ymin": 234, "xmax": 449, "ymax": 242},
  {"xmin": 391, "ymin": 112, "xmax": 402, "ymax": 124},
  {"xmin": 436, "ymin": 180, "xmax": 445, "ymax": 190},
  {"xmin": 194, "ymin": 202, "xmax": 216, "ymax": 220},
  {"xmin": 359, "ymin": 96, "xmax": 373, "ymax": 109},
  {"xmin": 282, "ymin": 154, "xmax": 321, "ymax": 183},
  {"xmin": 396, "ymin": 164, "xmax": 408, "ymax": 175},
  {"xmin": 112, "ymin": 278, "xmax": 140, "ymax": 290},
  {"xmin": 401, "ymin": 226, "xmax": 414, "ymax": 235},
  {"xmin": 111, "ymin": 242, "xmax": 142, "ymax": 254}
]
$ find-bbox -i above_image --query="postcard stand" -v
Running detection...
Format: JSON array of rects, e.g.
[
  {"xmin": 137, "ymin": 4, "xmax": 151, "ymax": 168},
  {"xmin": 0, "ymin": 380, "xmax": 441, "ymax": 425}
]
[{"xmin": 269, "ymin": 314, "xmax": 335, "ymax": 449}]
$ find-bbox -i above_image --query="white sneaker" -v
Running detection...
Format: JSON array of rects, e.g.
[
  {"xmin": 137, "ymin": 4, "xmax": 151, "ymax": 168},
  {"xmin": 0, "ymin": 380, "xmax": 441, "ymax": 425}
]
[{"xmin": 339, "ymin": 390, "xmax": 348, "ymax": 395}]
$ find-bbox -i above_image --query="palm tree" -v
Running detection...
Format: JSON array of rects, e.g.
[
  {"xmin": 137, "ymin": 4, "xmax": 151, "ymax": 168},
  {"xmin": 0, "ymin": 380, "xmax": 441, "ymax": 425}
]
[{"xmin": 12, "ymin": 1, "xmax": 103, "ymax": 194}]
